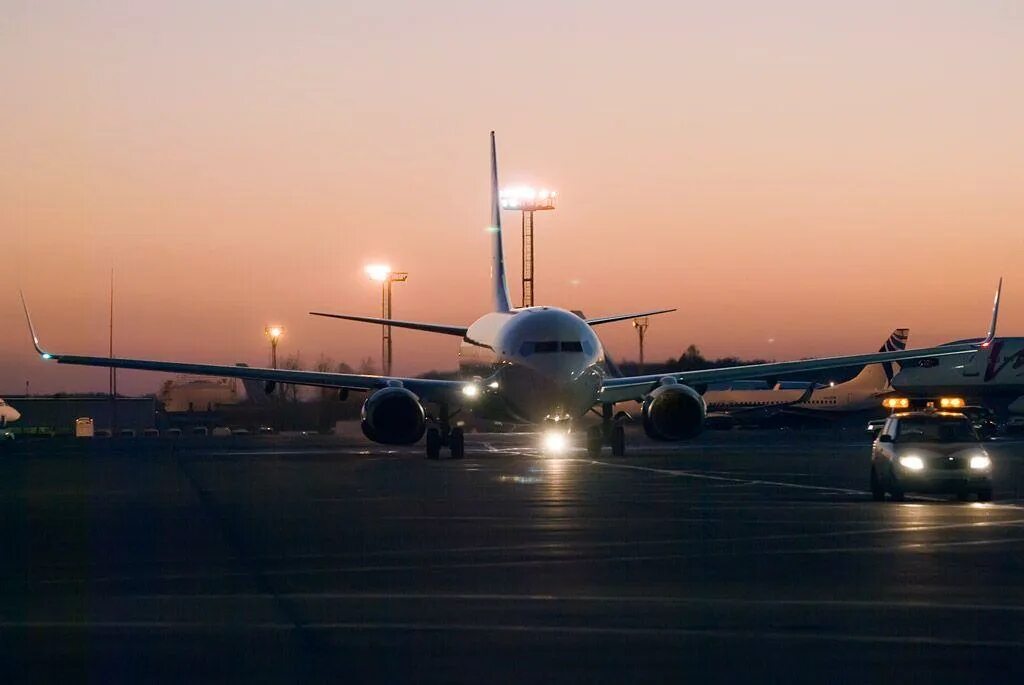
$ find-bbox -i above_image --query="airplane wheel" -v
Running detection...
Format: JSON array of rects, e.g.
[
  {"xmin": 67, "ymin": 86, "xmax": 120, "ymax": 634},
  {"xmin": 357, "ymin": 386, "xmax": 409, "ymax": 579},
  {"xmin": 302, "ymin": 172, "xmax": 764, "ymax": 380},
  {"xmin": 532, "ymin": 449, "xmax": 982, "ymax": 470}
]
[
  {"xmin": 449, "ymin": 427, "xmax": 465, "ymax": 459},
  {"xmin": 425, "ymin": 428, "xmax": 441, "ymax": 460},
  {"xmin": 586, "ymin": 427, "xmax": 603, "ymax": 457},
  {"xmin": 611, "ymin": 425, "xmax": 626, "ymax": 457}
]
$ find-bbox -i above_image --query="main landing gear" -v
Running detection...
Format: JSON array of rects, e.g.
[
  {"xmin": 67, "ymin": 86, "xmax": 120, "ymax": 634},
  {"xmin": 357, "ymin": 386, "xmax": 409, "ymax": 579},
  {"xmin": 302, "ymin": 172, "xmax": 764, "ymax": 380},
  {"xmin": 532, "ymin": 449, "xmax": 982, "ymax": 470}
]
[
  {"xmin": 587, "ymin": 403, "xmax": 628, "ymax": 458},
  {"xmin": 426, "ymin": 404, "xmax": 464, "ymax": 460}
]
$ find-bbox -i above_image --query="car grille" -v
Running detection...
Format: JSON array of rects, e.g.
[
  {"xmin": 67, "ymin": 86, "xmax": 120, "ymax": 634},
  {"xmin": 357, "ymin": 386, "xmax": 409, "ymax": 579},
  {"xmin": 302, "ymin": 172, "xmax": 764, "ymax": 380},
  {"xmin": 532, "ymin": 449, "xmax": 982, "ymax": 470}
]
[{"xmin": 932, "ymin": 456, "xmax": 964, "ymax": 471}]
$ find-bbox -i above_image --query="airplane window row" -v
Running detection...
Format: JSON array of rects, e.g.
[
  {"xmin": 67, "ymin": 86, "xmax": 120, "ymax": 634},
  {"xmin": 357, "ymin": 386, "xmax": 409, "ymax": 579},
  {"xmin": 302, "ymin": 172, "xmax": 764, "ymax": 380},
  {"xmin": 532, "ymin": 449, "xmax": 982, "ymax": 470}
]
[{"xmin": 715, "ymin": 397, "xmax": 837, "ymax": 406}]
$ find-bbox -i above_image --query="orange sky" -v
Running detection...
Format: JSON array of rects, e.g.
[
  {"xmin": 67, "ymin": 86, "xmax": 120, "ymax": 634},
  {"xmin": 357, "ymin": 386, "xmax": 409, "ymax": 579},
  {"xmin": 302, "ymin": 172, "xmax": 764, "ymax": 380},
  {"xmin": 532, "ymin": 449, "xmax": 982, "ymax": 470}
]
[{"xmin": 3, "ymin": 1, "xmax": 1023, "ymax": 394}]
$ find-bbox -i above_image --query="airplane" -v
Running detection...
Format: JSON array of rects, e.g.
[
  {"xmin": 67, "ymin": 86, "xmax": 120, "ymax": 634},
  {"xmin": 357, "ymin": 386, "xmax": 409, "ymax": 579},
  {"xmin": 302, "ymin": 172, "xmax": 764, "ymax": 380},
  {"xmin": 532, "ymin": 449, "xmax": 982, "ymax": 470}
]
[
  {"xmin": 20, "ymin": 133, "xmax": 1003, "ymax": 459},
  {"xmin": 704, "ymin": 328, "xmax": 909, "ymax": 425},
  {"xmin": 891, "ymin": 335, "xmax": 1024, "ymax": 414},
  {"xmin": 0, "ymin": 398, "xmax": 21, "ymax": 428}
]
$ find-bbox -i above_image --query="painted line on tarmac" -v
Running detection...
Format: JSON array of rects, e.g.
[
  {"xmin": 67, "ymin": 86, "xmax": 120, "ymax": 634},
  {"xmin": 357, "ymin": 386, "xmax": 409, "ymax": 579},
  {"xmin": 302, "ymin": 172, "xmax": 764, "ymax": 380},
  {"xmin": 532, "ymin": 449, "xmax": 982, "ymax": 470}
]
[
  {"xmin": 120, "ymin": 591, "xmax": 1024, "ymax": 614},
  {"xmin": 0, "ymin": 619, "xmax": 1019, "ymax": 649},
  {"xmin": 578, "ymin": 459, "xmax": 1024, "ymax": 510},
  {"xmin": 577, "ymin": 459, "xmax": 871, "ymax": 495},
  {"xmin": 37, "ymin": 528, "xmax": 1024, "ymax": 586}
]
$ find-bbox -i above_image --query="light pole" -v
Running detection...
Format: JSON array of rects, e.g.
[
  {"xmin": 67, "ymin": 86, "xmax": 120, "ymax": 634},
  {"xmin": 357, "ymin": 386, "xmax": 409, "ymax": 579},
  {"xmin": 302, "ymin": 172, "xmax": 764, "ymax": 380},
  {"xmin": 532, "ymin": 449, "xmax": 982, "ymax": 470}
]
[
  {"xmin": 365, "ymin": 264, "xmax": 408, "ymax": 376},
  {"xmin": 633, "ymin": 317, "xmax": 649, "ymax": 370},
  {"xmin": 499, "ymin": 186, "xmax": 556, "ymax": 308},
  {"xmin": 265, "ymin": 325, "xmax": 284, "ymax": 369}
]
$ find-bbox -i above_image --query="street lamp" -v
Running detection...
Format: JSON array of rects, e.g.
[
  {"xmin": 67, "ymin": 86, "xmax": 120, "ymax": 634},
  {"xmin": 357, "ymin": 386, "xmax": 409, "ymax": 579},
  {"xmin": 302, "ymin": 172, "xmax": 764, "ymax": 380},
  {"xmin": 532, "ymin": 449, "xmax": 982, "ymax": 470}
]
[
  {"xmin": 365, "ymin": 264, "xmax": 408, "ymax": 376},
  {"xmin": 499, "ymin": 186, "xmax": 556, "ymax": 308},
  {"xmin": 265, "ymin": 325, "xmax": 285, "ymax": 368}
]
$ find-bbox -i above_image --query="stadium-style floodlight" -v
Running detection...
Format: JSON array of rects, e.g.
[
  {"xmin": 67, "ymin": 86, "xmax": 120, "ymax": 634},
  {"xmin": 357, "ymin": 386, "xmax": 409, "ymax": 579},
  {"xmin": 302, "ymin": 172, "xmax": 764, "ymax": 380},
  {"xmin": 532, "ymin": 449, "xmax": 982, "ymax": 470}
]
[
  {"xmin": 264, "ymin": 325, "xmax": 285, "ymax": 368},
  {"xmin": 499, "ymin": 186, "xmax": 556, "ymax": 308},
  {"xmin": 364, "ymin": 264, "xmax": 408, "ymax": 376}
]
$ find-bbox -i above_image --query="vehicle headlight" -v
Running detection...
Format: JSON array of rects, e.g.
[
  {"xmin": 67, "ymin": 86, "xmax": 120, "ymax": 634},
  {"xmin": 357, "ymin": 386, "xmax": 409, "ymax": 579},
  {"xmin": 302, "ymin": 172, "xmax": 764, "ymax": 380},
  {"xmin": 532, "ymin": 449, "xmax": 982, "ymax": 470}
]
[
  {"xmin": 969, "ymin": 454, "xmax": 991, "ymax": 471},
  {"xmin": 898, "ymin": 455, "xmax": 925, "ymax": 471}
]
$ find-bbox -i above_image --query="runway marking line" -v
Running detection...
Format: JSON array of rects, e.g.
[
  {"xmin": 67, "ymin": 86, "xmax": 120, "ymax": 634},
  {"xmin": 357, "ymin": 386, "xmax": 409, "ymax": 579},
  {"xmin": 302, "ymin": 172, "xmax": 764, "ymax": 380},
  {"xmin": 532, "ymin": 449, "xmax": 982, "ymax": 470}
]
[{"xmin": 0, "ymin": 620, "xmax": 1020, "ymax": 649}]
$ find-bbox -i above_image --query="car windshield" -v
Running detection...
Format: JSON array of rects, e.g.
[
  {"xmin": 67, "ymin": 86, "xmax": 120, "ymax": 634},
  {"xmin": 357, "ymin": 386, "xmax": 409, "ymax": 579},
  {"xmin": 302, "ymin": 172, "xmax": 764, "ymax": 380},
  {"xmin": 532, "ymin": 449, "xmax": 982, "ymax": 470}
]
[{"xmin": 897, "ymin": 418, "xmax": 977, "ymax": 443}]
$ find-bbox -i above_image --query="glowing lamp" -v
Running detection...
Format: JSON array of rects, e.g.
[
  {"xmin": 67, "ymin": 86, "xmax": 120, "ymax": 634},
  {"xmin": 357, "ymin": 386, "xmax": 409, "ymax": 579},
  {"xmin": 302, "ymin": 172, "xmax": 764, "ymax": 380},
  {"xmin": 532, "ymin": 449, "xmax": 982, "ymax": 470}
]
[
  {"xmin": 499, "ymin": 186, "xmax": 557, "ymax": 212},
  {"xmin": 365, "ymin": 264, "xmax": 392, "ymax": 282}
]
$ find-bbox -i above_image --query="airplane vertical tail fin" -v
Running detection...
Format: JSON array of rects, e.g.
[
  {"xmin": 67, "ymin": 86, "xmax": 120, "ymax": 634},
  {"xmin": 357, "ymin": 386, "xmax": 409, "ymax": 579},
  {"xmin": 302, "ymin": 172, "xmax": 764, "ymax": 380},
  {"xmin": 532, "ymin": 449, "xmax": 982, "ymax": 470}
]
[
  {"xmin": 489, "ymin": 132, "xmax": 512, "ymax": 313},
  {"xmin": 846, "ymin": 328, "xmax": 909, "ymax": 390}
]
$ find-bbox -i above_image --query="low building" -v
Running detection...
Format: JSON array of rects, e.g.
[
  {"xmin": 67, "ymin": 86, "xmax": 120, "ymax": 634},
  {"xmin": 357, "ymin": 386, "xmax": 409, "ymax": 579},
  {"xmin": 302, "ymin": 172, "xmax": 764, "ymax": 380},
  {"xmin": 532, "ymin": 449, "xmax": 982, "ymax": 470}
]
[
  {"xmin": 4, "ymin": 395, "xmax": 157, "ymax": 435},
  {"xmin": 158, "ymin": 377, "xmax": 241, "ymax": 413}
]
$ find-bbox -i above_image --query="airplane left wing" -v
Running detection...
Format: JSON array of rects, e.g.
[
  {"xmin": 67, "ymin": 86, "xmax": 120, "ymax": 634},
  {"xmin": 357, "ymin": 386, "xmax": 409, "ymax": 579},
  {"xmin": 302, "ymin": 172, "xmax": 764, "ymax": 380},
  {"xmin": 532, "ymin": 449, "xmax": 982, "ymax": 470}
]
[
  {"xmin": 598, "ymin": 343, "xmax": 978, "ymax": 404},
  {"xmin": 599, "ymin": 280, "xmax": 1002, "ymax": 404},
  {"xmin": 21, "ymin": 294, "xmax": 465, "ymax": 404}
]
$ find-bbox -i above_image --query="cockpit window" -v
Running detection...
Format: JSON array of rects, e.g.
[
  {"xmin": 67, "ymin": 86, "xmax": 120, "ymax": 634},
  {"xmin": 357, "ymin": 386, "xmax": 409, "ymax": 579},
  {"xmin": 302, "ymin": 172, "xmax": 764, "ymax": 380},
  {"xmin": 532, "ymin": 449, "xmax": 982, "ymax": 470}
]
[{"xmin": 519, "ymin": 341, "xmax": 583, "ymax": 356}]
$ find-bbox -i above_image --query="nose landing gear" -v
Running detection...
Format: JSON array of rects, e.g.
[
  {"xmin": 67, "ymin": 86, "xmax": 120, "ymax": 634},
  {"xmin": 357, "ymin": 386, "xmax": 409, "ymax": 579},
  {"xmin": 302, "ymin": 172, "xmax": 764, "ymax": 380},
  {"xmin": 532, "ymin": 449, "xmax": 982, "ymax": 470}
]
[
  {"xmin": 587, "ymin": 403, "xmax": 629, "ymax": 457},
  {"xmin": 425, "ymin": 404, "xmax": 464, "ymax": 460}
]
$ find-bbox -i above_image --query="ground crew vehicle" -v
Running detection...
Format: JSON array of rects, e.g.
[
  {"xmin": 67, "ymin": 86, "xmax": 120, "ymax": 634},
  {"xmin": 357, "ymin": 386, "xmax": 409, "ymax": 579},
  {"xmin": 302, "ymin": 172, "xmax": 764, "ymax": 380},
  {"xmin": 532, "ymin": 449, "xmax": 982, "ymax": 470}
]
[{"xmin": 871, "ymin": 411, "xmax": 993, "ymax": 502}]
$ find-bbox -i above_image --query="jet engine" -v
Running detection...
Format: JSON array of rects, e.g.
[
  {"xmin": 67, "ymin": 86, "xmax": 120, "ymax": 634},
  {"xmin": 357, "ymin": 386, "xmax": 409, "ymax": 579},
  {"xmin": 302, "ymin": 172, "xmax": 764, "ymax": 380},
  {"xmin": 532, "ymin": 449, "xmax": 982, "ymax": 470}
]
[
  {"xmin": 641, "ymin": 380, "xmax": 706, "ymax": 441},
  {"xmin": 360, "ymin": 387, "xmax": 426, "ymax": 444}
]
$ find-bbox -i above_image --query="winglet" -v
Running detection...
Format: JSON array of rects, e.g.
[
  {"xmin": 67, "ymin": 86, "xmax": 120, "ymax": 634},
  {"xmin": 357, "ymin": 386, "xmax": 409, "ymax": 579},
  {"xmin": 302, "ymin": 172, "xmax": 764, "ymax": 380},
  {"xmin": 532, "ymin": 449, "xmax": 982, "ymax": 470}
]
[
  {"xmin": 19, "ymin": 291, "xmax": 54, "ymax": 359},
  {"xmin": 980, "ymin": 277, "xmax": 1002, "ymax": 347}
]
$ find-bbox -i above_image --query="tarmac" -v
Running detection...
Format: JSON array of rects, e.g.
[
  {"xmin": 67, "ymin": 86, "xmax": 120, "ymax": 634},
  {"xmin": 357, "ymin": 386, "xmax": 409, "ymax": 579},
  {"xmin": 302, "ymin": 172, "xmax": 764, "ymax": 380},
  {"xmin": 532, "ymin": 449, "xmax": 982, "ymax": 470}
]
[{"xmin": 1, "ymin": 428, "xmax": 1023, "ymax": 683}]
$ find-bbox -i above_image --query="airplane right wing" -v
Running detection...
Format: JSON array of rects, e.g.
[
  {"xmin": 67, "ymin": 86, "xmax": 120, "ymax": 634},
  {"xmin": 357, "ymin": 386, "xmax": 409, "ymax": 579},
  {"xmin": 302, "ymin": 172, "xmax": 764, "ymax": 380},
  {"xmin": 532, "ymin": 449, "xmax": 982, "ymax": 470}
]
[{"xmin": 308, "ymin": 311, "xmax": 469, "ymax": 337}]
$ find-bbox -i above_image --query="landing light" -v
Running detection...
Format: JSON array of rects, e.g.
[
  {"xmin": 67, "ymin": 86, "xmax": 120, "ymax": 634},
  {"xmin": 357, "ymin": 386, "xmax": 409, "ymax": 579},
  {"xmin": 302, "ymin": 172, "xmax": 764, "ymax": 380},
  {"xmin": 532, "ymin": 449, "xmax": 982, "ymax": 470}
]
[
  {"xmin": 462, "ymin": 384, "xmax": 480, "ymax": 399},
  {"xmin": 542, "ymin": 431, "xmax": 569, "ymax": 454}
]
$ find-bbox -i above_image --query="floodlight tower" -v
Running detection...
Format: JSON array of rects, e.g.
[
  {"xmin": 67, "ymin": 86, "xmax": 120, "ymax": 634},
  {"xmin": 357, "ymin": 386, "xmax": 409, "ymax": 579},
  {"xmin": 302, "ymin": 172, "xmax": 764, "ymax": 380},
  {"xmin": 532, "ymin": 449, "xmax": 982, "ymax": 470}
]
[
  {"xmin": 264, "ymin": 325, "xmax": 285, "ymax": 368},
  {"xmin": 633, "ymin": 317, "xmax": 650, "ymax": 369},
  {"xmin": 365, "ymin": 264, "xmax": 408, "ymax": 376},
  {"xmin": 499, "ymin": 186, "xmax": 556, "ymax": 308}
]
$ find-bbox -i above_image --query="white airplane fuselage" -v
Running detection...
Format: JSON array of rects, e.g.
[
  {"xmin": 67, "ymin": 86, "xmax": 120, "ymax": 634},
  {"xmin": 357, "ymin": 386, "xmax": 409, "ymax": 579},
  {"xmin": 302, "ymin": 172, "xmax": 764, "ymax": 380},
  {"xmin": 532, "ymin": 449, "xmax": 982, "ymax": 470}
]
[
  {"xmin": 0, "ymin": 399, "xmax": 21, "ymax": 427},
  {"xmin": 892, "ymin": 338, "xmax": 1024, "ymax": 397},
  {"xmin": 458, "ymin": 307, "xmax": 606, "ymax": 424}
]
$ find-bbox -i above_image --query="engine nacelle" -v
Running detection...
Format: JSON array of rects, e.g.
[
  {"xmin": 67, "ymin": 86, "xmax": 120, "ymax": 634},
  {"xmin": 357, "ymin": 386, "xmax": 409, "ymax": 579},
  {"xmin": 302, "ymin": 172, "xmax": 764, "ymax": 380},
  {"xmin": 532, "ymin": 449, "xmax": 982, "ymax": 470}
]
[
  {"xmin": 360, "ymin": 386, "xmax": 426, "ymax": 445},
  {"xmin": 642, "ymin": 380, "xmax": 706, "ymax": 441}
]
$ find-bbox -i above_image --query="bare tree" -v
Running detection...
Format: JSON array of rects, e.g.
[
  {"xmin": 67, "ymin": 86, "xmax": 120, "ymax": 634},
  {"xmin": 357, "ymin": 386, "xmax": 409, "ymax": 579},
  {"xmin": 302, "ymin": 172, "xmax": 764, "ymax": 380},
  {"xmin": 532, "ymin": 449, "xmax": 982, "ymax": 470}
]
[{"xmin": 280, "ymin": 352, "xmax": 303, "ymax": 402}]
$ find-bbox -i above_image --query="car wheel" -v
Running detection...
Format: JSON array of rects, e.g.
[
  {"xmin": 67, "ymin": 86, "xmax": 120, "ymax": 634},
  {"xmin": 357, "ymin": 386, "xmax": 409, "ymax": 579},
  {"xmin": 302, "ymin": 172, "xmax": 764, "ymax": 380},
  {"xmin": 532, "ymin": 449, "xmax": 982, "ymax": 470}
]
[
  {"xmin": 870, "ymin": 467, "xmax": 885, "ymax": 502},
  {"xmin": 977, "ymin": 488, "xmax": 993, "ymax": 502},
  {"xmin": 956, "ymin": 491, "xmax": 969, "ymax": 502}
]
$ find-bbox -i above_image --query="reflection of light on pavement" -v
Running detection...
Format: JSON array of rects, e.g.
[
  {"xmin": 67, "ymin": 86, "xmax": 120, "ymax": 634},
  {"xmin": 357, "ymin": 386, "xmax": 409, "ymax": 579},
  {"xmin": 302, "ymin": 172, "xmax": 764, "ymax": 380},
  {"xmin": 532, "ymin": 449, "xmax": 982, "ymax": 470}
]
[{"xmin": 497, "ymin": 474, "xmax": 543, "ymax": 485}]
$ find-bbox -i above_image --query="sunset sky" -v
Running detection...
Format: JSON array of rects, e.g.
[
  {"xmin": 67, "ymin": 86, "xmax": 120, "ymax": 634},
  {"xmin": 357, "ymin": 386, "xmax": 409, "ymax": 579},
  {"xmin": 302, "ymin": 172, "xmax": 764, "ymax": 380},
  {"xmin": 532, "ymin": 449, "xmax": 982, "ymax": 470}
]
[{"xmin": 3, "ymin": 0, "xmax": 1022, "ymax": 395}]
